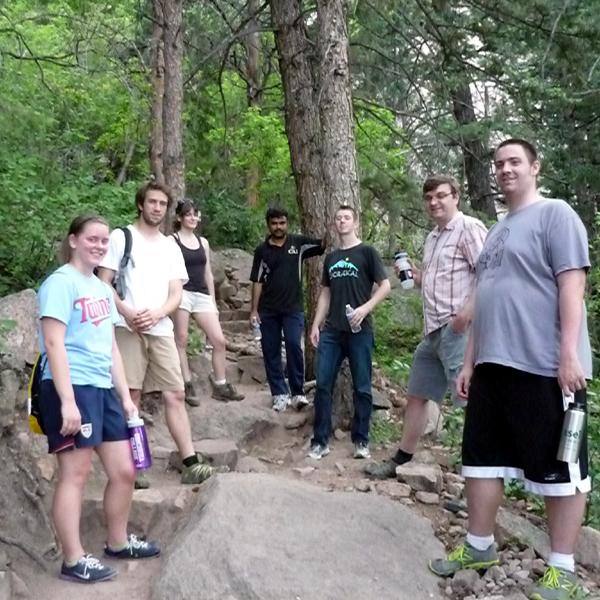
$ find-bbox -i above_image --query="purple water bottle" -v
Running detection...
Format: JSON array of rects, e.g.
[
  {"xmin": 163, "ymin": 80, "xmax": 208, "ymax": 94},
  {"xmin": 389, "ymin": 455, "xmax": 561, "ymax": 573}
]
[{"xmin": 128, "ymin": 415, "xmax": 152, "ymax": 470}]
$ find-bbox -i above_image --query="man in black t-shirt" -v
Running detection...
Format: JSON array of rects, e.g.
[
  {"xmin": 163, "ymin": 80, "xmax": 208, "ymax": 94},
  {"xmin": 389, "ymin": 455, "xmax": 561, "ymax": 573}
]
[
  {"xmin": 308, "ymin": 205, "xmax": 390, "ymax": 460},
  {"xmin": 250, "ymin": 207, "xmax": 324, "ymax": 412}
]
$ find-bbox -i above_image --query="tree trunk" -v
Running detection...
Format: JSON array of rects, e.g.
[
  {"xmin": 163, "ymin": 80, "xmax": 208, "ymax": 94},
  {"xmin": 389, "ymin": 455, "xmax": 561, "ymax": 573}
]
[
  {"xmin": 272, "ymin": 0, "xmax": 359, "ymax": 428},
  {"xmin": 244, "ymin": 0, "xmax": 262, "ymax": 207},
  {"xmin": 161, "ymin": 0, "xmax": 185, "ymax": 213},
  {"xmin": 317, "ymin": 0, "xmax": 360, "ymax": 217},
  {"xmin": 150, "ymin": 0, "xmax": 165, "ymax": 185},
  {"xmin": 271, "ymin": 0, "xmax": 326, "ymax": 379},
  {"xmin": 450, "ymin": 83, "xmax": 495, "ymax": 216}
]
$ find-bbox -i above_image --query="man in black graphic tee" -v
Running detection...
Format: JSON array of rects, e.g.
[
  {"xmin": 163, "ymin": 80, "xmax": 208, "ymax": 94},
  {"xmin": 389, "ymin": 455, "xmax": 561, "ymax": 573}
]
[
  {"xmin": 308, "ymin": 205, "xmax": 390, "ymax": 460},
  {"xmin": 250, "ymin": 207, "xmax": 324, "ymax": 412}
]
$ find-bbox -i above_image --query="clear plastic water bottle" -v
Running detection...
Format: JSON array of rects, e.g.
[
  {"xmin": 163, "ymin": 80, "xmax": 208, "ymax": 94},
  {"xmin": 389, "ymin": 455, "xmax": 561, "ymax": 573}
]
[
  {"xmin": 345, "ymin": 304, "xmax": 361, "ymax": 333},
  {"xmin": 251, "ymin": 317, "xmax": 262, "ymax": 341},
  {"xmin": 394, "ymin": 251, "xmax": 415, "ymax": 290},
  {"xmin": 127, "ymin": 415, "xmax": 152, "ymax": 470}
]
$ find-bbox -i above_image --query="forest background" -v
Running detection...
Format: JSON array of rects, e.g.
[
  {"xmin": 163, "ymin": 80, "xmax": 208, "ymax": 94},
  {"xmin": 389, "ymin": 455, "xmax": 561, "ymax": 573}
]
[{"xmin": 1, "ymin": 0, "xmax": 599, "ymax": 524}]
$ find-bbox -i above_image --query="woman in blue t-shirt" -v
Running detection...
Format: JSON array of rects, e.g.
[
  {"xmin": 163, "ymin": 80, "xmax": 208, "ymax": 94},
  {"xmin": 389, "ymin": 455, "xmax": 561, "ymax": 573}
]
[{"xmin": 38, "ymin": 214, "xmax": 160, "ymax": 583}]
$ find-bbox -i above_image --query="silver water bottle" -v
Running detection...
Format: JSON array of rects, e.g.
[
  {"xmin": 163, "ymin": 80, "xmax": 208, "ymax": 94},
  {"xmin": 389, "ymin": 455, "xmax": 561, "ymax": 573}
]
[{"xmin": 557, "ymin": 393, "xmax": 586, "ymax": 464}]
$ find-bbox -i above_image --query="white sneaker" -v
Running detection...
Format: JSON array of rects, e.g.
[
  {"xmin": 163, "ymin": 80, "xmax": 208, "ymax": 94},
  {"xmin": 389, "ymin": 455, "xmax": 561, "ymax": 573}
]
[
  {"xmin": 272, "ymin": 394, "xmax": 291, "ymax": 412},
  {"xmin": 291, "ymin": 394, "xmax": 309, "ymax": 410},
  {"xmin": 353, "ymin": 442, "xmax": 371, "ymax": 459},
  {"xmin": 307, "ymin": 444, "xmax": 330, "ymax": 460}
]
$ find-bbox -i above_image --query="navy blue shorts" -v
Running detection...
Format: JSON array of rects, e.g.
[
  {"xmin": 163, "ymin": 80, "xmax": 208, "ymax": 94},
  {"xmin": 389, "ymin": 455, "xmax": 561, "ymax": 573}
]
[{"xmin": 39, "ymin": 380, "xmax": 129, "ymax": 454}]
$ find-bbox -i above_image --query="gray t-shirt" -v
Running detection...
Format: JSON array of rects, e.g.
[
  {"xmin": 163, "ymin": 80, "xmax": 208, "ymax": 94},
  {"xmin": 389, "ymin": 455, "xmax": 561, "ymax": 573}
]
[{"xmin": 473, "ymin": 198, "xmax": 592, "ymax": 378}]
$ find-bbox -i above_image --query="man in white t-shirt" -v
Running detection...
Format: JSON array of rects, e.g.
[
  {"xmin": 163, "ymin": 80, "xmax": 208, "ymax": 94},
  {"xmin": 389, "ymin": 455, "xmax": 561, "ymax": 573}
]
[{"xmin": 98, "ymin": 181, "xmax": 216, "ymax": 487}]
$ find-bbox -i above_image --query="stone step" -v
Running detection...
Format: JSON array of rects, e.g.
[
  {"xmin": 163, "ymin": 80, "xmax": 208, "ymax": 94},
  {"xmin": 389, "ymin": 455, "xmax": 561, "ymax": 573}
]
[
  {"xmin": 219, "ymin": 308, "xmax": 251, "ymax": 322},
  {"xmin": 221, "ymin": 319, "xmax": 252, "ymax": 334}
]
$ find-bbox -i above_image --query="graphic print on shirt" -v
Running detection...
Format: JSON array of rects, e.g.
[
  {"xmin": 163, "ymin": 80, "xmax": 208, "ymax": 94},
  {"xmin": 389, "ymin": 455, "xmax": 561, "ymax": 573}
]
[
  {"xmin": 73, "ymin": 296, "xmax": 112, "ymax": 327},
  {"xmin": 328, "ymin": 257, "xmax": 359, "ymax": 279},
  {"xmin": 478, "ymin": 227, "xmax": 509, "ymax": 275}
]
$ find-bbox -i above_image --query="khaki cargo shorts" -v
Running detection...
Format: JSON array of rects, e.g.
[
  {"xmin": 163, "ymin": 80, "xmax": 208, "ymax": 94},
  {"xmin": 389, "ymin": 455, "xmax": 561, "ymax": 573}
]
[{"xmin": 115, "ymin": 327, "xmax": 184, "ymax": 393}]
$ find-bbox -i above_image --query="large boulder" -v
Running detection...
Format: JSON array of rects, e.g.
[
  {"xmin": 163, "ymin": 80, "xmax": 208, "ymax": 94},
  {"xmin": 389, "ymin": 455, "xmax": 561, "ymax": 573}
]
[
  {"xmin": 152, "ymin": 473, "xmax": 444, "ymax": 600},
  {"xmin": 0, "ymin": 289, "xmax": 38, "ymax": 369}
]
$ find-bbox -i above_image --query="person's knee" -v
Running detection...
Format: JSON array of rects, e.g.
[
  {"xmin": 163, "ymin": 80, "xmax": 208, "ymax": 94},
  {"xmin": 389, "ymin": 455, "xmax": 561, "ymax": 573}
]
[
  {"xmin": 163, "ymin": 389, "xmax": 185, "ymax": 407},
  {"xmin": 212, "ymin": 333, "xmax": 226, "ymax": 352},
  {"xmin": 58, "ymin": 459, "xmax": 91, "ymax": 486},
  {"xmin": 109, "ymin": 460, "xmax": 136, "ymax": 487},
  {"xmin": 406, "ymin": 395, "xmax": 428, "ymax": 407},
  {"xmin": 174, "ymin": 330, "xmax": 188, "ymax": 349}
]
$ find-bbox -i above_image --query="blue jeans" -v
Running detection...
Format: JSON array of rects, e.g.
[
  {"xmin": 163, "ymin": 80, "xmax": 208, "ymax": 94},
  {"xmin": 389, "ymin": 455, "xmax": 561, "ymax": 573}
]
[
  {"xmin": 259, "ymin": 311, "xmax": 305, "ymax": 396},
  {"xmin": 312, "ymin": 328, "xmax": 374, "ymax": 446}
]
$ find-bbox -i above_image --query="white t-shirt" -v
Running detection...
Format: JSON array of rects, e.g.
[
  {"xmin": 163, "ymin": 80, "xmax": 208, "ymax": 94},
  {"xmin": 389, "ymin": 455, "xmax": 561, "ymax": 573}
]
[{"xmin": 100, "ymin": 224, "xmax": 188, "ymax": 336}]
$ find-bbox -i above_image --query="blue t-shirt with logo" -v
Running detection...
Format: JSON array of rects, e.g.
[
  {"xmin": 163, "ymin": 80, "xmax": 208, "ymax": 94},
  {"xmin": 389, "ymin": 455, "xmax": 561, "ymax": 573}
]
[
  {"xmin": 38, "ymin": 264, "xmax": 119, "ymax": 388},
  {"xmin": 322, "ymin": 243, "xmax": 387, "ymax": 331}
]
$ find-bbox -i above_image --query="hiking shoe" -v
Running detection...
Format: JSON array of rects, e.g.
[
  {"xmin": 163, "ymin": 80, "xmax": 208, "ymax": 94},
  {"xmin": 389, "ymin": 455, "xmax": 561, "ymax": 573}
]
[
  {"xmin": 105, "ymin": 533, "xmax": 160, "ymax": 559},
  {"xmin": 134, "ymin": 472, "xmax": 150, "ymax": 489},
  {"xmin": 364, "ymin": 459, "xmax": 398, "ymax": 479},
  {"xmin": 291, "ymin": 394, "xmax": 309, "ymax": 410},
  {"xmin": 529, "ymin": 566, "xmax": 585, "ymax": 600},
  {"xmin": 212, "ymin": 382, "xmax": 245, "ymax": 402},
  {"xmin": 353, "ymin": 442, "xmax": 371, "ymax": 459},
  {"xmin": 181, "ymin": 461, "xmax": 217, "ymax": 484},
  {"xmin": 307, "ymin": 444, "xmax": 330, "ymax": 460},
  {"xmin": 428, "ymin": 541, "xmax": 499, "ymax": 577},
  {"xmin": 272, "ymin": 394, "xmax": 291, "ymax": 412},
  {"xmin": 184, "ymin": 381, "xmax": 200, "ymax": 407},
  {"xmin": 60, "ymin": 554, "xmax": 116, "ymax": 583}
]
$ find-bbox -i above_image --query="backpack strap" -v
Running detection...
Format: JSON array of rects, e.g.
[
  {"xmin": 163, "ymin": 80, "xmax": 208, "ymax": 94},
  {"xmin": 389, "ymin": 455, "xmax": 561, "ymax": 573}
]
[
  {"xmin": 119, "ymin": 226, "xmax": 133, "ymax": 271},
  {"xmin": 114, "ymin": 227, "xmax": 133, "ymax": 300}
]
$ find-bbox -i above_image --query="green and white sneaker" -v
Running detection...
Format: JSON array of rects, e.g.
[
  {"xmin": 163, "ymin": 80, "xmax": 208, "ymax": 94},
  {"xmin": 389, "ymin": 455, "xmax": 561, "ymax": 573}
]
[
  {"xmin": 529, "ymin": 566, "xmax": 586, "ymax": 600},
  {"xmin": 428, "ymin": 541, "xmax": 499, "ymax": 577}
]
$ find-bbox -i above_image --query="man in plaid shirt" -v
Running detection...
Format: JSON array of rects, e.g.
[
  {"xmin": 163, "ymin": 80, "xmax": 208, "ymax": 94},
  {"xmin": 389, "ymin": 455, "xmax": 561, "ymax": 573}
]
[{"xmin": 366, "ymin": 174, "xmax": 488, "ymax": 479}]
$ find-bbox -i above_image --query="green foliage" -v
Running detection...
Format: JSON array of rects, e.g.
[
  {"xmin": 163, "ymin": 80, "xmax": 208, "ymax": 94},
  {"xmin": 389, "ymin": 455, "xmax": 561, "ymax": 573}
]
[
  {"xmin": 369, "ymin": 412, "xmax": 401, "ymax": 445},
  {"xmin": 0, "ymin": 320, "xmax": 16, "ymax": 352}
]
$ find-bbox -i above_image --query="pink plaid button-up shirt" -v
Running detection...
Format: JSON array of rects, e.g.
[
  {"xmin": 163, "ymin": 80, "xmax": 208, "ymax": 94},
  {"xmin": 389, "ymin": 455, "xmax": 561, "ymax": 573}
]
[{"xmin": 421, "ymin": 211, "xmax": 488, "ymax": 335}]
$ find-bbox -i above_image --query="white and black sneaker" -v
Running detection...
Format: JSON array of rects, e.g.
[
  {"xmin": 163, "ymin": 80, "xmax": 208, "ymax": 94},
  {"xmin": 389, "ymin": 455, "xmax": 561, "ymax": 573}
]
[
  {"xmin": 291, "ymin": 394, "xmax": 310, "ymax": 411},
  {"xmin": 307, "ymin": 443, "xmax": 330, "ymax": 460},
  {"xmin": 272, "ymin": 394, "xmax": 291, "ymax": 412},
  {"xmin": 353, "ymin": 442, "xmax": 371, "ymax": 459},
  {"xmin": 60, "ymin": 554, "xmax": 116, "ymax": 583}
]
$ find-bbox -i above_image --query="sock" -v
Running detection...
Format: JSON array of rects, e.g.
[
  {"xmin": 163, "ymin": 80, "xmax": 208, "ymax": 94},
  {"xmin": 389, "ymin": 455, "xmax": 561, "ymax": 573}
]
[
  {"xmin": 107, "ymin": 540, "xmax": 128, "ymax": 552},
  {"xmin": 213, "ymin": 378, "xmax": 226, "ymax": 385},
  {"xmin": 548, "ymin": 552, "xmax": 575, "ymax": 572},
  {"xmin": 182, "ymin": 454, "xmax": 199, "ymax": 468},
  {"xmin": 65, "ymin": 556, "xmax": 82, "ymax": 567},
  {"xmin": 466, "ymin": 532, "xmax": 495, "ymax": 551},
  {"xmin": 393, "ymin": 448, "xmax": 413, "ymax": 465}
]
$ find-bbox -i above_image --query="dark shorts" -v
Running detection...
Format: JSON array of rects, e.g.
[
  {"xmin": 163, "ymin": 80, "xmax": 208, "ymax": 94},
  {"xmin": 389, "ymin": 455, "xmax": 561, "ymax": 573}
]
[
  {"xmin": 462, "ymin": 363, "xmax": 590, "ymax": 497},
  {"xmin": 39, "ymin": 380, "xmax": 129, "ymax": 454}
]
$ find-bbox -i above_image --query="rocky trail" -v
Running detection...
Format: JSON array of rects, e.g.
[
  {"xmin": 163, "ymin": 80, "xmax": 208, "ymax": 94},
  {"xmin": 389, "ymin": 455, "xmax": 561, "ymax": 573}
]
[{"xmin": 1, "ymin": 249, "xmax": 599, "ymax": 600}]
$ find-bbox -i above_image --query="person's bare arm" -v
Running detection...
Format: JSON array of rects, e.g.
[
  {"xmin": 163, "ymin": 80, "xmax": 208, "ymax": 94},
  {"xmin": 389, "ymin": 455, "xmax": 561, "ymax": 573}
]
[
  {"xmin": 349, "ymin": 279, "xmax": 391, "ymax": 329},
  {"xmin": 134, "ymin": 279, "xmax": 183, "ymax": 332},
  {"xmin": 201, "ymin": 237, "xmax": 217, "ymax": 300},
  {"xmin": 557, "ymin": 269, "xmax": 587, "ymax": 394},
  {"xmin": 310, "ymin": 286, "xmax": 331, "ymax": 347},
  {"xmin": 250, "ymin": 281, "xmax": 262, "ymax": 324},
  {"xmin": 110, "ymin": 332, "xmax": 137, "ymax": 419},
  {"xmin": 41, "ymin": 318, "xmax": 80, "ymax": 436}
]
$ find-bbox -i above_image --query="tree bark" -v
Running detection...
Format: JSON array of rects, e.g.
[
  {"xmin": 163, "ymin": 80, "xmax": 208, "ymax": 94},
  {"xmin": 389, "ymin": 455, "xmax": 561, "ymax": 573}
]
[
  {"xmin": 150, "ymin": 0, "xmax": 165, "ymax": 185},
  {"xmin": 244, "ymin": 0, "xmax": 262, "ymax": 206},
  {"xmin": 271, "ymin": 0, "xmax": 326, "ymax": 378},
  {"xmin": 272, "ymin": 0, "xmax": 359, "ymax": 427},
  {"xmin": 450, "ymin": 83, "xmax": 495, "ymax": 216},
  {"xmin": 161, "ymin": 0, "xmax": 185, "ymax": 212}
]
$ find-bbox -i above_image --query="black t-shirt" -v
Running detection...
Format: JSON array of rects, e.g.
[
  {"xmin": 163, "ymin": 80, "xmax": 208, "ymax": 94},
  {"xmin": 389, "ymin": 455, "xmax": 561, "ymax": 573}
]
[
  {"xmin": 172, "ymin": 234, "xmax": 209, "ymax": 295},
  {"xmin": 322, "ymin": 243, "xmax": 387, "ymax": 331},
  {"xmin": 250, "ymin": 233, "xmax": 324, "ymax": 313}
]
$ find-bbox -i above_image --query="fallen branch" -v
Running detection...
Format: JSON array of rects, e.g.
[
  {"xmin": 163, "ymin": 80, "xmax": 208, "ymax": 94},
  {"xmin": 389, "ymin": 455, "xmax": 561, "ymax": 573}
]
[{"xmin": 0, "ymin": 534, "xmax": 49, "ymax": 571}]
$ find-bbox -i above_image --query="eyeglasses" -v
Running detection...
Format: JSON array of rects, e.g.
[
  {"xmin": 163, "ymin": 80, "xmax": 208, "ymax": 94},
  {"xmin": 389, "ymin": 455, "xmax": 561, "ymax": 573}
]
[{"xmin": 424, "ymin": 192, "xmax": 454, "ymax": 203}]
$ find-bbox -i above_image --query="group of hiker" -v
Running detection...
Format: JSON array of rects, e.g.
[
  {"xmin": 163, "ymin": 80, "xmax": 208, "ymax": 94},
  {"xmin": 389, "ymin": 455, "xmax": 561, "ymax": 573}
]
[{"xmin": 37, "ymin": 136, "xmax": 591, "ymax": 599}]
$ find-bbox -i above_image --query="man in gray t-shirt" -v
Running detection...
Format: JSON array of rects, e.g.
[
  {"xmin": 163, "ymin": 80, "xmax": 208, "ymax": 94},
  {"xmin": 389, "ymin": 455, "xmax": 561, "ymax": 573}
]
[{"xmin": 429, "ymin": 139, "xmax": 591, "ymax": 600}]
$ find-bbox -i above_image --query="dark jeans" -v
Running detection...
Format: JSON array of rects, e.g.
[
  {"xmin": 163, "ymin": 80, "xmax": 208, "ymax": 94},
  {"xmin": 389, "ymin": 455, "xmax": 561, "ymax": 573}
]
[
  {"xmin": 259, "ymin": 310, "xmax": 305, "ymax": 396},
  {"xmin": 312, "ymin": 328, "xmax": 374, "ymax": 446}
]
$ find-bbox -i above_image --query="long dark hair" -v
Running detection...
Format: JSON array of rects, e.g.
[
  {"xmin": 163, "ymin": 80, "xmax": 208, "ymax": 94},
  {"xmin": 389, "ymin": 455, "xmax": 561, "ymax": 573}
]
[
  {"xmin": 174, "ymin": 198, "xmax": 200, "ymax": 232},
  {"xmin": 60, "ymin": 214, "xmax": 109, "ymax": 264}
]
